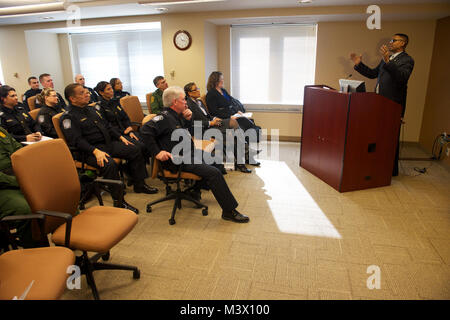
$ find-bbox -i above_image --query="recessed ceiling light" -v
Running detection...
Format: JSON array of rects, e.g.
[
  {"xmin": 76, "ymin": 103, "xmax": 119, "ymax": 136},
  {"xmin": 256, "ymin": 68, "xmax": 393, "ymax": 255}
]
[
  {"xmin": 40, "ymin": 16, "xmax": 54, "ymax": 20},
  {"xmin": 298, "ymin": 0, "xmax": 313, "ymax": 3},
  {"xmin": 155, "ymin": 7, "xmax": 169, "ymax": 12}
]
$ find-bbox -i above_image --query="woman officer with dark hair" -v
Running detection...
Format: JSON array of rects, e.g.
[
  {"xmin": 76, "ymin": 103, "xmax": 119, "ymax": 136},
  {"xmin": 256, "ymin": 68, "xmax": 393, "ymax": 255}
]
[
  {"xmin": 109, "ymin": 78, "xmax": 130, "ymax": 99},
  {"xmin": 0, "ymin": 85, "xmax": 42, "ymax": 142},
  {"xmin": 95, "ymin": 81, "xmax": 156, "ymax": 191}
]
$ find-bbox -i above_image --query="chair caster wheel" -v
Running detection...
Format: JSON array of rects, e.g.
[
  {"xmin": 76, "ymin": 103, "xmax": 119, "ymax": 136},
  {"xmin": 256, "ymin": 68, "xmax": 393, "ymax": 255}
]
[
  {"xmin": 101, "ymin": 252, "xmax": 110, "ymax": 261},
  {"xmin": 133, "ymin": 269, "xmax": 140, "ymax": 279},
  {"xmin": 169, "ymin": 219, "xmax": 176, "ymax": 225},
  {"xmin": 146, "ymin": 205, "xmax": 152, "ymax": 213},
  {"xmin": 202, "ymin": 208, "xmax": 208, "ymax": 216}
]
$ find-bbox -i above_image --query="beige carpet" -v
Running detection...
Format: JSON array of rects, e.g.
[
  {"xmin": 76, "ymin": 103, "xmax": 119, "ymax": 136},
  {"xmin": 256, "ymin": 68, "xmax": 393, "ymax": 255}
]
[{"xmin": 61, "ymin": 142, "xmax": 450, "ymax": 300}]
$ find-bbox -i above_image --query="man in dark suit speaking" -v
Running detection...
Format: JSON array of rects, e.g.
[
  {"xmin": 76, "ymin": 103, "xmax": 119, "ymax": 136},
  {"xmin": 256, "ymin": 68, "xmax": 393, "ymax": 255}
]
[{"xmin": 350, "ymin": 33, "xmax": 414, "ymax": 176}]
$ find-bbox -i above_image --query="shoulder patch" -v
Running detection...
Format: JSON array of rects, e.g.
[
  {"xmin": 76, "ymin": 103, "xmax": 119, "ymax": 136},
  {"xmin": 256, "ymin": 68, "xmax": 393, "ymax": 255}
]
[
  {"xmin": 152, "ymin": 115, "xmax": 163, "ymax": 122},
  {"xmin": 38, "ymin": 115, "xmax": 45, "ymax": 123},
  {"xmin": 0, "ymin": 112, "xmax": 3, "ymax": 117},
  {"xmin": 95, "ymin": 104, "xmax": 101, "ymax": 111},
  {"xmin": 63, "ymin": 118, "xmax": 71, "ymax": 129}
]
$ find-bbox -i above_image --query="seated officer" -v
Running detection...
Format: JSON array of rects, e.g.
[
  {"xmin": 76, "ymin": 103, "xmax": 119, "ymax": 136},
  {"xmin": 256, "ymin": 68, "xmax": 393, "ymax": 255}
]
[
  {"xmin": 22, "ymin": 76, "xmax": 42, "ymax": 111},
  {"xmin": 140, "ymin": 86, "xmax": 249, "ymax": 223},
  {"xmin": 36, "ymin": 88, "xmax": 66, "ymax": 138},
  {"xmin": 94, "ymin": 81, "xmax": 156, "ymax": 189},
  {"xmin": 75, "ymin": 74, "xmax": 99, "ymax": 103},
  {"xmin": 0, "ymin": 126, "xmax": 35, "ymax": 248},
  {"xmin": 110, "ymin": 78, "xmax": 131, "ymax": 100},
  {"xmin": 0, "ymin": 85, "xmax": 42, "ymax": 143},
  {"xmin": 60, "ymin": 83, "xmax": 157, "ymax": 214},
  {"xmin": 39, "ymin": 73, "xmax": 67, "ymax": 111},
  {"xmin": 150, "ymin": 76, "xmax": 168, "ymax": 114}
]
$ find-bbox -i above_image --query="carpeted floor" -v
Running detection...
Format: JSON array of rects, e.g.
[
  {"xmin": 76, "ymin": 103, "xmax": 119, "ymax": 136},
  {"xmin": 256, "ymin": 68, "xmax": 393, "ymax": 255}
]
[{"xmin": 61, "ymin": 141, "xmax": 450, "ymax": 300}]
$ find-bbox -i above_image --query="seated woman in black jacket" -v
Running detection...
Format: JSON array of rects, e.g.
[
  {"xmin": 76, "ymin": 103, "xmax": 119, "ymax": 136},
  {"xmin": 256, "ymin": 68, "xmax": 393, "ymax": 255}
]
[
  {"xmin": 94, "ymin": 81, "xmax": 157, "ymax": 192},
  {"xmin": 110, "ymin": 78, "xmax": 131, "ymax": 100},
  {"xmin": 205, "ymin": 71, "xmax": 261, "ymax": 144},
  {"xmin": 36, "ymin": 87, "xmax": 66, "ymax": 138}
]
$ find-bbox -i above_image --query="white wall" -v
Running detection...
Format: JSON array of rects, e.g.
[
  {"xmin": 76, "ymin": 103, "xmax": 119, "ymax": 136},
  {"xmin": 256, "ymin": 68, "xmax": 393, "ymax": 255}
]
[{"xmin": 24, "ymin": 31, "xmax": 65, "ymax": 95}]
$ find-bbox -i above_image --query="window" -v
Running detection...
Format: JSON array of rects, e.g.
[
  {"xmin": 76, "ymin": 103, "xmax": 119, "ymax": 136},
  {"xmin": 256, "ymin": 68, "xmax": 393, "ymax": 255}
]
[
  {"xmin": 70, "ymin": 27, "xmax": 164, "ymax": 101},
  {"xmin": 231, "ymin": 24, "xmax": 317, "ymax": 111}
]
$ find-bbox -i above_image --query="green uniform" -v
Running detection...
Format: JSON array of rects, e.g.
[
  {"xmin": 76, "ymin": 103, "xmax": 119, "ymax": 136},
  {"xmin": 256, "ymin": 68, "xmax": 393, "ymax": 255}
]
[
  {"xmin": 0, "ymin": 126, "xmax": 33, "ymax": 247},
  {"xmin": 150, "ymin": 88, "xmax": 164, "ymax": 114}
]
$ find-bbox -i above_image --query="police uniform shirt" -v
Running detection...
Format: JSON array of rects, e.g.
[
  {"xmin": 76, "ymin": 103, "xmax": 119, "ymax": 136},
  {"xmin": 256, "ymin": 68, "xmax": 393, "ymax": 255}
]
[
  {"xmin": 60, "ymin": 104, "xmax": 122, "ymax": 154},
  {"xmin": 140, "ymin": 107, "xmax": 193, "ymax": 170},
  {"xmin": 113, "ymin": 90, "xmax": 130, "ymax": 100},
  {"xmin": 0, "ymin": 104, "xmax": 41, "ymax": 142},
  {"xmin": 37, "ymin": 104, "xmax": 66, "ymax": 138},
  {"xmin": 97, "ymin": 97, "xmax": 132, "ymax": 133},
  {"xmin": 55, "ymin": 92, "xmax": 67, "ymax": 110}
]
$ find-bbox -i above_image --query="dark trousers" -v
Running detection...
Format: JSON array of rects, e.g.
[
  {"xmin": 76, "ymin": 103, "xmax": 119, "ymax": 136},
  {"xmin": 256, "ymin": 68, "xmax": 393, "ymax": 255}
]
[
  {"xmin": 83, "ymin": 141, "xmax": 148, "ymax": 199},
  {"xmin": 236, "ymin": 117, "xmax": 261, "ymax": 143},
  {"xmin": 181, "ymin": 163, "xmax": 238, "ymax": 212}
]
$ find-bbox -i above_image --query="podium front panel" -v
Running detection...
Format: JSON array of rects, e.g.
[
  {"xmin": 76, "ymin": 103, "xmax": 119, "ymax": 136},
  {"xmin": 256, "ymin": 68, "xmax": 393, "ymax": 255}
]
[{"xmin": 301, "ymin": 87, "xmax": 350, "ymax": 190}]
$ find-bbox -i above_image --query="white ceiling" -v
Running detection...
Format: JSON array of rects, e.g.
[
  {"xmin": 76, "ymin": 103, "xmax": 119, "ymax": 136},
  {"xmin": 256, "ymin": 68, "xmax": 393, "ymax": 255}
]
[{"xmin": 0, "ymin": 0, "xmax": 448, "ymax": 26}]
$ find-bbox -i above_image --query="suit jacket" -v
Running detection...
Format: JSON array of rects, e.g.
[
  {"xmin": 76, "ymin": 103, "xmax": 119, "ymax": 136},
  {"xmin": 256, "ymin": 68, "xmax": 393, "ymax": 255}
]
[
  {"xmin": 205, "ymin": 88, "xmax": 233, "ymax": 119},
  {"xmin": 354, "ymin": 51, "xmax": 414, "ymax": 116},
  {"xmin": 187, "ymin": 97, "xmax": 212, "ymax": 131}
]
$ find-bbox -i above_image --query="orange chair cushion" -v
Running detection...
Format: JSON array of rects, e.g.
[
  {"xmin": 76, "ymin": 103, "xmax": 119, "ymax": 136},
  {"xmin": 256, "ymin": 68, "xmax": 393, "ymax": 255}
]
[
  {"xmin": 0, "ymin": 247, "xmax": 75, "ymax": 300},
  {"xmin": 162, "ymin": 170, "xmax": 202, "ymax": 181},
  {"xmin": 51, "ymin": 206, "xmax": 138, "ymax": 253}
]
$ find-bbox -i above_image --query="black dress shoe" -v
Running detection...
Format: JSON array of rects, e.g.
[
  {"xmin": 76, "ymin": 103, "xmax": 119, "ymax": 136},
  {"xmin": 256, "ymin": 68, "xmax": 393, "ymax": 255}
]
[
  {"xmin": 114, "ymin": 200, "xmax": 139, "ymax": 214},
  {"xmin": 222, "ymin": 209, "xmax": 250, "ymax": 223},
  {"xmin": 235, "ymin": 164, "xmax": 252, "ymax": 173},
  {"xmin": 134, "ymin": 184, "xmax": 158, "ymax": 194}
]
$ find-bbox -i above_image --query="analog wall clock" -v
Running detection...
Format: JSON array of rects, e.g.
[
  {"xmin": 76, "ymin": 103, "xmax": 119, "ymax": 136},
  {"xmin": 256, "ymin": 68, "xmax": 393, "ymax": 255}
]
[{"xmin": 173, "ymin": 30, "xmax": 192, "ymax": 51}]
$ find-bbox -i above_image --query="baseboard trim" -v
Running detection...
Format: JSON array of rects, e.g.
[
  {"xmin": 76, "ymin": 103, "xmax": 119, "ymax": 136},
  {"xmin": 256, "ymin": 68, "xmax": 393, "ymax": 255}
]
[{"xmin": 266, "ymin": 135, "xmax": 301, "ymax": 142}]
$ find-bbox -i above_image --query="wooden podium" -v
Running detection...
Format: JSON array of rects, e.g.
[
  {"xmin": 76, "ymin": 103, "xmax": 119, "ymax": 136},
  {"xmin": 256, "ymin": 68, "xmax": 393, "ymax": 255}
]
[{"xmin": 300, "ymin": 85, "xmax": 402, "ymax": 192}]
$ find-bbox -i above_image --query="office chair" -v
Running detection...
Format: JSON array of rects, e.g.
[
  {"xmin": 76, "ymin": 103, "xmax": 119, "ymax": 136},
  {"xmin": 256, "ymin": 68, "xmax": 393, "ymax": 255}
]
[
  {"xmin": 146, "ymin": 92, "xmax": 152, "ymax": 113},
  {"xmin": 146, "ymin": 158, "xmax": 208, "ymax": 225},
  {"xmin": 0, "ymin": 245, "xmax": 75, "ymax": 300},
  {"xmin": 28, "ymin": 108, "xmax": 40, "ymax": 121},
  {"xmin": 11, "ymin": 139, "xmax": 140, "ymax": 300},
  {"xmin": 27, "ymin": 96, "xmax": 37, "ymax": 111},
  {"xmin": 0, "ymin": 212, "xmax": 74, "ymax": 300},
  {"xmin": 120, "ymin": 95, "xmax": 147, "ymax": 131},
  {"xmin": 52, "ymin": 112, "xmax": 125, "ymax": 209}
]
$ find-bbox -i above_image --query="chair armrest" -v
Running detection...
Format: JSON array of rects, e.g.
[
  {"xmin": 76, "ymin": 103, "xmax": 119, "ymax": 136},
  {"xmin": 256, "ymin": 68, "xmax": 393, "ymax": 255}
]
[
  {"xmin": 37, "ymin": 210, "xmax": 73, "ymax": 248},
  {"xmin": 0, "ymin": 214, "xmax": 47, "ymax": 248},
  {"xmin": 0, "ymin": 213, "xmax": 45, "ymax": 222}
]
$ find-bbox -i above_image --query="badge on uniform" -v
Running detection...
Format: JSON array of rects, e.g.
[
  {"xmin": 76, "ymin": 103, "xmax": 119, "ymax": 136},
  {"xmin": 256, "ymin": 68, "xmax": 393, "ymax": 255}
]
[
  {"xmin": 38, "ymin": 115, "xmax": 45, "ymax": 123},
  {"xmin": 152, "ymin": 115, "xmax": 163, "ymax": 122},
  {"xmin": 151, "ymin": 96, "xmax": 155, "ymax": 103},
  {"xmin": 95, "ymin": 104, "xmax": 101, "ymax": 111},
  {"xmin": 63, "ymin": 119, "xmax": 71, "ymax": 129}
]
